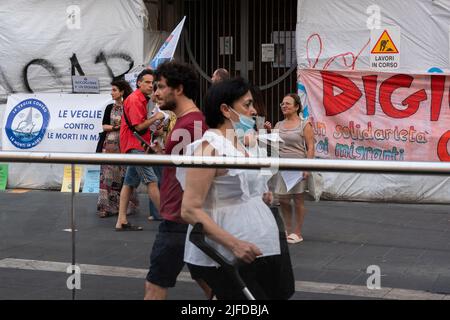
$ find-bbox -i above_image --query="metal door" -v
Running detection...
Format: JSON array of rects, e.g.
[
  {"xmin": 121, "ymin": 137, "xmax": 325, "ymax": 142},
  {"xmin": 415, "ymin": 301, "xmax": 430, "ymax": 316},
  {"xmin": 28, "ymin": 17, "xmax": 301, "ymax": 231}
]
[{"xmin": 182, "ymin": 0, "xmax": 297, "ymax": 123}]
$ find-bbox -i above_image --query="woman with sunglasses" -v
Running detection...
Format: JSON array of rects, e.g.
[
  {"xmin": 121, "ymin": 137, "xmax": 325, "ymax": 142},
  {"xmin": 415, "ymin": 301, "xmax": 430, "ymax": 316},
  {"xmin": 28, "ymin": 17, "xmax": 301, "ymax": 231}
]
[{"xmin": 271, "ymin": 94, "xmax": 315, "ymax": 244}]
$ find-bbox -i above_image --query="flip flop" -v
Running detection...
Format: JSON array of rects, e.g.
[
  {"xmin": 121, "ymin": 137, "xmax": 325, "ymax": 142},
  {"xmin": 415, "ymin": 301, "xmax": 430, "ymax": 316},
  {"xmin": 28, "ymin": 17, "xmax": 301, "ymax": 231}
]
[
  {"xmin": 115, "ymin": 223, "xmax": 143, "ymax": 231},
  {"xmin": 287, "ymin": 233, "xmax": 303, "ymax": 244}
]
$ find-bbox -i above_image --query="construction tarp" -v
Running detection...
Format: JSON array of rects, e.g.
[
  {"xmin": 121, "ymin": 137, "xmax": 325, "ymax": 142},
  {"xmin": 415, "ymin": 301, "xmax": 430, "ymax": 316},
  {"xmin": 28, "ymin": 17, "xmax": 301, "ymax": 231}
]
[
  {"xmin": 0, "ymin": 0, "xmax": 160, "ymax": 189},
  {"xmin": 296, "ymin": 0, "xmax": 450, "ymax": 203}
]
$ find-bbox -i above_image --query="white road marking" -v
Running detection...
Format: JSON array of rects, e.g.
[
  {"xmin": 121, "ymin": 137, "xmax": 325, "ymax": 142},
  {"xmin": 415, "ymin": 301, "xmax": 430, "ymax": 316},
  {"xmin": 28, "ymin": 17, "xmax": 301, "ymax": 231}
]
[{"xmin": 0, "ymin": 258, "xmax": 447, "ymax": 300}]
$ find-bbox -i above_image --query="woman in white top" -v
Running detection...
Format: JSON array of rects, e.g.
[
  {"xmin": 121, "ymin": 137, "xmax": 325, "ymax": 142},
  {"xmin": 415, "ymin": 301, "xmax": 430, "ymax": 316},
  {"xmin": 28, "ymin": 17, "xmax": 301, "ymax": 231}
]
[{"xmin": 179, "ymin": 78, "xmax": 294, "ymax": 300}]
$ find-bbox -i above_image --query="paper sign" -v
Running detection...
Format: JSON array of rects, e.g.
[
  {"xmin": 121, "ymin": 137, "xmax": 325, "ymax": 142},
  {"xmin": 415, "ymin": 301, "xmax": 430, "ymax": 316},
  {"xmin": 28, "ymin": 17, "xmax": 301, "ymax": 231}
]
[
  {"xmin": 0, "ymin": 164, "xmax": 8, "ymax": 190},
  {"xmin": 61, "ymin": 165, "xmax": 83, "ymax": 193},
  {"xmin": 258, "ymin": 133, "xmax": 284, "ymax": 143},
  {"xmin": 262, "ymin": 44, "xmax": 275, "ymax": 62},
  {"xmin": 219, "ymin": 36, "xmax": 233, "ymax": 55},
  {"xmin": 82, "ymin": 166, "xmax": 100, "ymax": 193},
  {"xmin": 281, "ymin": 171, "xmax": 304, "ymax": 192}
]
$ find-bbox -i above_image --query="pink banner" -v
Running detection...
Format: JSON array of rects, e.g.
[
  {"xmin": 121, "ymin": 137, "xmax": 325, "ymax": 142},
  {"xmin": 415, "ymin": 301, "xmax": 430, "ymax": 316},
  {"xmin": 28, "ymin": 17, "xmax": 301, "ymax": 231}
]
[{"xmin": 299, "ymin": 69, "xmax": 450, "ymax": 162}]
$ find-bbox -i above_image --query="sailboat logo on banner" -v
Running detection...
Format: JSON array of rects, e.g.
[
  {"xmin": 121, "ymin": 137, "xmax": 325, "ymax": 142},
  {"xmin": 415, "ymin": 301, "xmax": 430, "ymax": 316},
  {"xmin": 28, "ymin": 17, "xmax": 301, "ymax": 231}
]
[
  {"xmin": 5, "ymin": 99, "xmax": 50, "ymax": 149},
  {"xmin": 371, "ymin": 30, "xmax": 399, "ymax": 54}
]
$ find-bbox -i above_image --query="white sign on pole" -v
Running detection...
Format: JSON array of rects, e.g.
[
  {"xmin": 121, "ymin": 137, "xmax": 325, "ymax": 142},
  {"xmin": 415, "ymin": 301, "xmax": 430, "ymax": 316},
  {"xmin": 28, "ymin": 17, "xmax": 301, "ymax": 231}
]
[
  {"xmin": 370, "ymin": 26, "xmax": 401, "ymax": 71},
  {"xmin": 2, "ymin": 94, "xmax": 111, "ymax": 152},
  {"xmin": 72, "ymin": 76, "xmax": 100, "ymax": 93}
]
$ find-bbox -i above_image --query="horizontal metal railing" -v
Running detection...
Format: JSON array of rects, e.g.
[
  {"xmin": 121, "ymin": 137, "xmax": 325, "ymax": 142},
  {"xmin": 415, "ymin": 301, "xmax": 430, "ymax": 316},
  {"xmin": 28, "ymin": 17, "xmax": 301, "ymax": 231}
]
[{"xmin": 0, "ymin": 151, "xmax": 449, "ymax": 175}]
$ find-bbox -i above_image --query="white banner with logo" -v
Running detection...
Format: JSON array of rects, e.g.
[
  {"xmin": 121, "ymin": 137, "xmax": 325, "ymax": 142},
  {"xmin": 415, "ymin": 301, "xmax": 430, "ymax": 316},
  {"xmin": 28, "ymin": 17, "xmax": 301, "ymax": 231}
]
[{"xmin": 2, "ymin": 94, "xmax": 111, "ymax": 152}]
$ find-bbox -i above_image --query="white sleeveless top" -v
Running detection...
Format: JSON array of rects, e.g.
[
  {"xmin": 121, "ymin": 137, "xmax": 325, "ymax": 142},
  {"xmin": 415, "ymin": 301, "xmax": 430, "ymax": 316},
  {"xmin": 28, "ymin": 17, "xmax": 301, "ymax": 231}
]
[{"xmin": 177, "ymin": 130, "xmax": 280, "ymax": 267}]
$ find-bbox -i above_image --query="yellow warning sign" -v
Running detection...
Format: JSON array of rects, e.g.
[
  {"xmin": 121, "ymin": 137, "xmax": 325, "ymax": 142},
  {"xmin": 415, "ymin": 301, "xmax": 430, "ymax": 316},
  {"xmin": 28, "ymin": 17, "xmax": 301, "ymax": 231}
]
[{"xmin": 371, "ymin": 30, "xmax": 399, "ymax": 54}]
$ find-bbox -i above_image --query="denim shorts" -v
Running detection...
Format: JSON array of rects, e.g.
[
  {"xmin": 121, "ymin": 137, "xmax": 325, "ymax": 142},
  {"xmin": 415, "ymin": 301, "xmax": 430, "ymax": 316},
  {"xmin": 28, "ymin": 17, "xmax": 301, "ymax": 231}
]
[
  {"xmin": 146, "ymin": 220, "xmax": 189, "ymax": 288},
  {"xmin": 123, "ymin": 150, "xmax": 158, "ymax": 187}
]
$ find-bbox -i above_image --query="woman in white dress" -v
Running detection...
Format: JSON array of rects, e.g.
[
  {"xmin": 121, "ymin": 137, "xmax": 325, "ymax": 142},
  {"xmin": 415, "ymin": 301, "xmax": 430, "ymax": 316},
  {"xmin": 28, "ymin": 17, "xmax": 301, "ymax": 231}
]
[{"xmin": 179, "ymin": 78, "xmax": 294, "ymax": 300}]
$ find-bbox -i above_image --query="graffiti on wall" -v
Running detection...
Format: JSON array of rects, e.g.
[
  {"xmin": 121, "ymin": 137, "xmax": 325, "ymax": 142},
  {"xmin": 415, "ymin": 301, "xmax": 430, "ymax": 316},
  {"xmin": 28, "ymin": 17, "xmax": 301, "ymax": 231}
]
[{"xmin": 0, "ymin": 51, "xmax": 134, "ymax": 103}]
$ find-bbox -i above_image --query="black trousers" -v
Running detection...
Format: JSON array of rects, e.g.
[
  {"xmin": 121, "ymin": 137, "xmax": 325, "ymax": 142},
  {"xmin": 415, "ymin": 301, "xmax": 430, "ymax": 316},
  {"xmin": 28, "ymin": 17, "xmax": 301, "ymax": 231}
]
[{"xmin": 187, "ymin": 207, "xmax": 295, "ymax": 300}]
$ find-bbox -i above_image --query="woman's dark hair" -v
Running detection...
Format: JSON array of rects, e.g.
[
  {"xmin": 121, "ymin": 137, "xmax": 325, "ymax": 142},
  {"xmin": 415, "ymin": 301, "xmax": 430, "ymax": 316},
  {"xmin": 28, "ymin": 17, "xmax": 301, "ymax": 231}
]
[
  {"xmin": 111, "ymin": 80, "xmax": 133, "ymax": 100},
  {"xmin": 155, "ymin": 61, "xmax": 199, "ymax": 101},
  {"xmin": 285, "ymin": 93, "xmax": 302, "ymax": 115},
  {"xmin": 250, "ymin": 85, "xmax": 267, "ymax": 118},
  {"xmin": 204, "ymin": 77, "xmax": 251, "ymax": 129}
]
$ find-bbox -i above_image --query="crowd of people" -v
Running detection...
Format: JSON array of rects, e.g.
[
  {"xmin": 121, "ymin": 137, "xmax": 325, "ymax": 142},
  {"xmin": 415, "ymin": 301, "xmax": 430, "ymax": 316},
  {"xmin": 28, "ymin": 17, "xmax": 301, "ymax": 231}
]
[{"xmin": 94, "ymin": 62, "xmax": 316, "ymax": 300}]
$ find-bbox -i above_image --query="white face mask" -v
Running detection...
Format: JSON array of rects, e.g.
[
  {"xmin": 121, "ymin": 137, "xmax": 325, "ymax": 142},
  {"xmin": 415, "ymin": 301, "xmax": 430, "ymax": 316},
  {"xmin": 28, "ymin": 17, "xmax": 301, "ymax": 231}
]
[{"xmin": 228, "ymin": 107, "xmax": 256, "ymax": 138}]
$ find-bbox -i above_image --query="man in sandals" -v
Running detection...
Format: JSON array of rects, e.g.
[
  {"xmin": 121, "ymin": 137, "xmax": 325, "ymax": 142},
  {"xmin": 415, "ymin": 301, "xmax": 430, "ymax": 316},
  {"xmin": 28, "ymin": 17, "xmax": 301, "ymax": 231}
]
[
  {"xmin": 144, "ymin": 61, "xmax": 210, "ymax": 299},
  {"xmin": 115, "ymin": 69, "xmax": 165, "ymax": 231}
]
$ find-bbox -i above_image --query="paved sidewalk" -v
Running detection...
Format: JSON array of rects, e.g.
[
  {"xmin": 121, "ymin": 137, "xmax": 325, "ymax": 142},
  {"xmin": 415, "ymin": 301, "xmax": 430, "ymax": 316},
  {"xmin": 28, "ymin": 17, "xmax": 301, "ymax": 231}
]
[{"xmin": 0, "ymin": 191, "xmax": 449, "ymax": 300}]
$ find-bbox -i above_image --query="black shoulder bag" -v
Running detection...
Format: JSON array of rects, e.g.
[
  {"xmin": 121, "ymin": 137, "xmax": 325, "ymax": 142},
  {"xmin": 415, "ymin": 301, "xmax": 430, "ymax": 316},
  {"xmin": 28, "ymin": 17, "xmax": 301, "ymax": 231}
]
[{"xmin": 122, "ymin": 109, "xmax": 154, "ymax": 152}]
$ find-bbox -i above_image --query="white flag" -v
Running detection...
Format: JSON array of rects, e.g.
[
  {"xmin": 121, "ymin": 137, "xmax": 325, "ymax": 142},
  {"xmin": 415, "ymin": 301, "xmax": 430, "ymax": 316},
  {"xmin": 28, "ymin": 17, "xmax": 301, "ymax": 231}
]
[{"xmin": 149, "ymin": 16, "xmax": 186, "ymax": 69}]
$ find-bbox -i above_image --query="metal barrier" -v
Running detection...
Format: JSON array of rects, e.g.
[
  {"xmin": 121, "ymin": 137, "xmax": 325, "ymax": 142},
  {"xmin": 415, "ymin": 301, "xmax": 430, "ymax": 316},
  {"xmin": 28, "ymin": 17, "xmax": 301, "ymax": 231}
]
[{"xmin": 1, "ymin": 151, "xmax": 450, "ymax": 174}]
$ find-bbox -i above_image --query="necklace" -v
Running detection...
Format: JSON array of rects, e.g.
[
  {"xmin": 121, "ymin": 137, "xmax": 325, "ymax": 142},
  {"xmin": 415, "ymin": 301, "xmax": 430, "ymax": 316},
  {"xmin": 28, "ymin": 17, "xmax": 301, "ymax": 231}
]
[{"xmin": 178, "ymin": 106, "xmax": 198, "ymax": 118}]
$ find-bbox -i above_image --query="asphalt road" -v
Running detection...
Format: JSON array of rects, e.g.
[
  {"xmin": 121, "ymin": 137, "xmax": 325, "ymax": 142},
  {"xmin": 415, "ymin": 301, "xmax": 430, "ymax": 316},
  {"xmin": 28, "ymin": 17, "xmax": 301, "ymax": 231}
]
[{"xmin": 0, "ymin": 190, "xmax": 449, "ymax": 300}]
